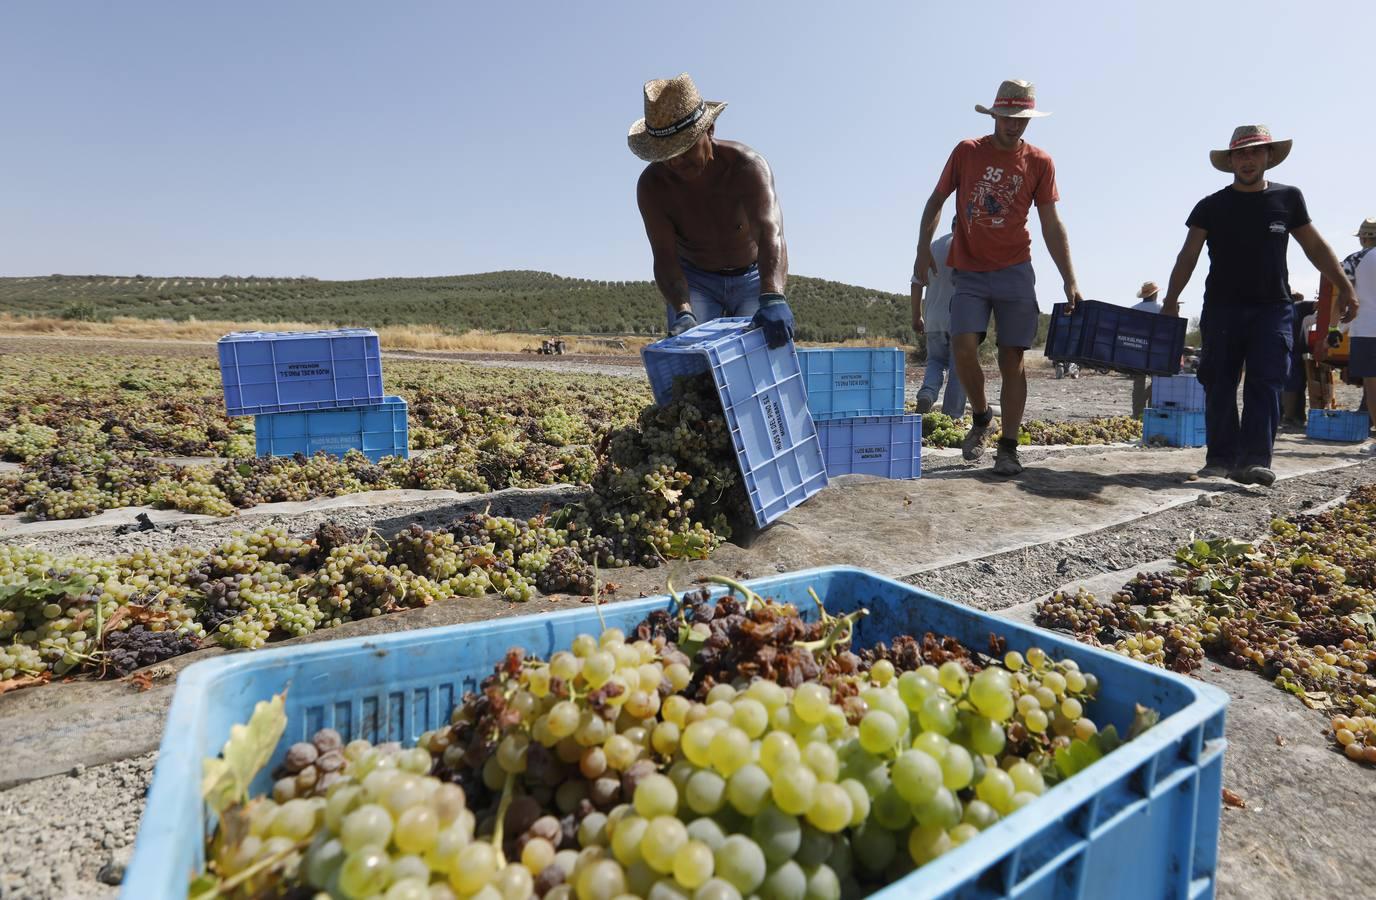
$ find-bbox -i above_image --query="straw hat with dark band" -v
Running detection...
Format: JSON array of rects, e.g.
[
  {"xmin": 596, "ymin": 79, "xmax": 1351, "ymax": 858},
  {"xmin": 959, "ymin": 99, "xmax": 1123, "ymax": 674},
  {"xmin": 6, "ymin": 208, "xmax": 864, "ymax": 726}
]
[
  {"xmin": 628, "ymin": 74, "xmax": 727, "ymax": 163},
  {"xmin": 1137, "ymin": 281, "xmax": 1162, "ymax": 299},
  {"xmin": 1209, "ymin": 124, "xmax": 1292, "ymax": 173},
  {"xmin": 975, "ymin": 79, "xmax": 1050, "ymax": 119}
]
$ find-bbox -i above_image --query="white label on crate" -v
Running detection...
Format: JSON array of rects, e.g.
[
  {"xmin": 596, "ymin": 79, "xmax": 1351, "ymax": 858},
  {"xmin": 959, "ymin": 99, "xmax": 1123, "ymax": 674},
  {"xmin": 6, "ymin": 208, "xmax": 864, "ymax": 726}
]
[
  {"xmin": 280, "ymin": 362, "xmax": 331, "ymax": 378},
  {"xmin": 835, "ymin": 374, "xmax": 870, "ymax": 388},
  {"xmin": 855, "ymin": 446, "xmax": 886, "ymax": 460},
  {"xmin": 762, "ymin": 394, "xmax": 785, "ymax": 453},
  {"xmin": 314, "ymin": 436, "xmax": 357, "ymax": 448},
  {"xmin": 1117, "ymin": 335, "xmax": 1148, "ymax": 350}
]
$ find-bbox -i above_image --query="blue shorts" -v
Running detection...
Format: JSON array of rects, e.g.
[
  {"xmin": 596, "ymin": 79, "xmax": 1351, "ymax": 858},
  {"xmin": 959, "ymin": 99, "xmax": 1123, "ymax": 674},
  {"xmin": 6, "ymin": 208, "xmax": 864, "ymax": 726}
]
[
  {"xmin": 949, "ymin": 261, "xmax": 1040, "ymax": 349},
  {"xmin": 668, "ymin": 259, "xmax": 762, "ymax": 329}
]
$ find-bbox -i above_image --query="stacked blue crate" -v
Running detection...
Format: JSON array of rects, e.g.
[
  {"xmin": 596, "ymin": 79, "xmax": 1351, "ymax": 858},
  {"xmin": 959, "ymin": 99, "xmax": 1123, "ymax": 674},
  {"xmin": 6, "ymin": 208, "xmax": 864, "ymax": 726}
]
[
  {"xmin": 1306, "ymin": 409, "xmax": 1369, "ymax": 442},
  {"xmin": 795, "ymin": 347, "xmax": 919, "ymax": 479},
  {"xmin": 217, "ymin": 329, "xmax": 409, "ymax": 461},
  {"xmin": 1150, "ymin": 375, "xmax": 1205, "ymax": 410},
  {"xmin": 1142, "ymin": 408, "xmax": 1207, "ymax": 448}
]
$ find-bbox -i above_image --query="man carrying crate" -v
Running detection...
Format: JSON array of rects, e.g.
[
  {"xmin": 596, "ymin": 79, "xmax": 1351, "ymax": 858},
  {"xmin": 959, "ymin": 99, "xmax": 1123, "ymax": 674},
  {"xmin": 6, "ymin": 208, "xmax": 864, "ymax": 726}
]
[
  {"xmin": 1161, "ymin": 125, "xmax": 1356, "ymax": 486},
  {"xmin": 1130, "ymin": 281, "xmax": 1164, "ymax": 419},
  {"xmin": 630, "ymin": 73, "xmax": 795, "ymax": 348},
  {"xmin": 913, "ymin": 79, "xmax": 1085, "ymax": 476}
]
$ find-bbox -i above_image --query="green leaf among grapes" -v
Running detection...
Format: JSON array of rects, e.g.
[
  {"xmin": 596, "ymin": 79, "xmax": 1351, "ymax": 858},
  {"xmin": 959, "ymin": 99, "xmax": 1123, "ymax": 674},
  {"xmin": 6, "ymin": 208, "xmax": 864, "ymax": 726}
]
[
  {"xmin": 202, "ymin": 692, "xmax": 287, "ymax": 815},
  {"xmin": 1127, "ymin": 703, "xmax": 1160, "ymax": 740},
  {"xmin": 1054, "ymin": 737, "xmax": 1104, "ymax": 779},
  {"xmin": 664, "ymin": 531, "xmax": 712, "ymax": 560},
  {"xmin": 1350, "ymin": 612, "xmax": 1376, "ymax": 641}
]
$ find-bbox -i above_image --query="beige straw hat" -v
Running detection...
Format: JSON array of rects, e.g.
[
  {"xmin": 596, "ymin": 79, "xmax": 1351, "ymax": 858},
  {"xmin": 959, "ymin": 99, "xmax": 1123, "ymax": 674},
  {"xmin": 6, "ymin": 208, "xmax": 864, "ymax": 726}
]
[
  {"xmin": 627, "ymin": 74, "xmax": 727, "ymax": 163},
  {"xmin": 1209, "ymin": 125, "xmax": 1292, "ymax": 173},
  {"xmin": 1136, "ymin": 281, "xmax": 1162, "ymax": 299},
  {"xmin": 1355, "ymin": 218, "xmax": 1376, "ymax": 238},
  {"xmin": 975, "ymin": 80, "xmax": 1050, "ymax": 118}
]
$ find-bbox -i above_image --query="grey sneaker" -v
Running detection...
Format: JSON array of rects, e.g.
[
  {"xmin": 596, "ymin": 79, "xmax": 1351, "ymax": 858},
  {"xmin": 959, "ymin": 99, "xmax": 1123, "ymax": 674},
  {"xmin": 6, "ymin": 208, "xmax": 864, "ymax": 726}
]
[
  {"xmin": 1229, "ymin": 465, "xmax": 1276, "ymax": 487},
  {"xmin": 1197, "ymin": 464, "xmax": 1230, "ymax": 478},
  {"xmin": 961, "ymin": 417, "xmax": 992, "ymax": 461},
  {"xmin": 993, "ymin": 442, "xmax": 1024, "ymax": 476},
  {"xmin": 914, "ymin": 394, "xmax": 935, "ymax": 415}
]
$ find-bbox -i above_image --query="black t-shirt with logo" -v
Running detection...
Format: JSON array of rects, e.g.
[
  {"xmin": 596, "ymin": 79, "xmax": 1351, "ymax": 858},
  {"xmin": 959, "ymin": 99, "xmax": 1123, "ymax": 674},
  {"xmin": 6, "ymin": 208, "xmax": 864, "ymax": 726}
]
[{"xmin": 1186, "ymin": 182, "xmax": 1311, "ymax": 305}]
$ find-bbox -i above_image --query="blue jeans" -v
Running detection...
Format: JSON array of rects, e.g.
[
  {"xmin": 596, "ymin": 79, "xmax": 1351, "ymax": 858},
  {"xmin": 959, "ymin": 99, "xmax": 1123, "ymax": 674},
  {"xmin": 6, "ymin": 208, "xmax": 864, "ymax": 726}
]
[
  {"xmin": 917, "ymin": 330, "xmax": 967, "ymax": 416},
  {"xmin": 1197, "ymin": 302, "xmax": 1293, "ymax": 469},
  {"xmin": 667, "ymin": 259, "xmax": 762, "ymax": 329}
]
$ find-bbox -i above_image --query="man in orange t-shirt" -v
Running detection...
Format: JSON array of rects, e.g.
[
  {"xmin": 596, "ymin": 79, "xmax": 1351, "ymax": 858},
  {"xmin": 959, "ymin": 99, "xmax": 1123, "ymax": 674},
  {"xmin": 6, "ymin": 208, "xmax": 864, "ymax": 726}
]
[{"xmin": 913, "ymin": 79, "xmax": 1084, "ymax": 476}]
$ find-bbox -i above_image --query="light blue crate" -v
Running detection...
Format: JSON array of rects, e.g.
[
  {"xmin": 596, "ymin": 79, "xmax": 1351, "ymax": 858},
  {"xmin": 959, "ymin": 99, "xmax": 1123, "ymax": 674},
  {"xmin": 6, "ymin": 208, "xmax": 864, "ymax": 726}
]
[
  {"xmin": 218, "ymin": 329, "xmax": 384, "ymax": 417},
  {"xmin": 641, "ymin": 318, "xmax": 827, "ymax": 527},
  {"xmin": 124, "ymin": 566, "xmax": 1228, "ymax": 900},
  {"xmin": 254, "ymin": 396, "xmax": 409, "ymax": 462},
  {"xmin": 1306, "ymin": 409, "xmax": 1369, "ymax": 442},
  {"xmin": 1150, "ymin": 375, "xmax": 1205, "ymax": 410},
  {"xmin": 816, "ymin": 414, "xmax": 922, "ymax": 479},
  {"xmin": 796, "ymin": 347, "xmax": 906, "ymax": 420},
  {"xmin": 1142, "ymin": 408, "xmax": 1207, "ymax": 448}
]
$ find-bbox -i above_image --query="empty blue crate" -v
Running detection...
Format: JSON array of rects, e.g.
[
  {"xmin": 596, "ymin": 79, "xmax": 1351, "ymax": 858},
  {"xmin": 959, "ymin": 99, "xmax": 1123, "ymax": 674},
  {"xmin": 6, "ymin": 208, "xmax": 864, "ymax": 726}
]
[
  {"xmin": 1143, "ymin": 407, "xmax": 1206, "ymax": 448},
  {"xmin": 1151, "ymin": 374, "xmax": 1205, "ymax": 410},
  {"xmin": 255, "ymin": 396, "xmax": 409, "ymax": 462},
  {"xmin": 124, "ymin": 566, "xmax": 1228, "ymax": 900},
  {"xmin": 1045, "ymin": 300, "xmax": 1186, "ymax": 375},
  {"xmin": 641, "ymin": 318, "xmax": 827, "ymax": 528},
  {"xmin": 796, "ymin": 347, "xmax": 905, "ymax": 420},
  {"xmin": 816, "ymin": 414, "xmax": 922, "ymax": 479},
  {"xmin": 1307, "ymin": 409, "xmax": 1369, "ymax": 442},
  {"xmin": 218, "ymin": 329, "xmax": 384, "ymax": 417}
]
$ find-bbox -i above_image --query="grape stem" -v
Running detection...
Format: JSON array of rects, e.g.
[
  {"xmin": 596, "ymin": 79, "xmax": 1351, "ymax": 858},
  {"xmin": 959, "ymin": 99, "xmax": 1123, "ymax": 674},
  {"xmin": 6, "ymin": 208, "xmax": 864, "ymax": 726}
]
[
  {"xmin": 795, "ymin": 608, "xmax": 869, "ymax": 656},
  {"xmin": 704, "ymin": 574, "xmax": 765, "ymax": 611},
  {"xmin": 191, "ymin": 833, "xmax": 313, "ymax": 900},
  {"xmin": 491, "ymin": 771, "xmax": 516, "ymax": 864}
]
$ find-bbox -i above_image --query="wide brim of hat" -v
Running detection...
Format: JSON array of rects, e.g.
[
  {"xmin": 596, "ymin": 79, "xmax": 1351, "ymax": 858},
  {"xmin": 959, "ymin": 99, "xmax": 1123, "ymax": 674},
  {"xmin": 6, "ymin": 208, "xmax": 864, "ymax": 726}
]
[
  {"xmin": 627, "ymin": 100, "xmax": 727, "ymax": 162},
  {"xmin": 1209, "ymin": 138, "xmax": 1292, "ymax": 173},
  {"xmin": 1136, "ymin": 286, "xmax": 1160, "ymax": 298},
  {"xmin": 974, "ymin": 104, "xmax": 1050, "ymax": 119}
]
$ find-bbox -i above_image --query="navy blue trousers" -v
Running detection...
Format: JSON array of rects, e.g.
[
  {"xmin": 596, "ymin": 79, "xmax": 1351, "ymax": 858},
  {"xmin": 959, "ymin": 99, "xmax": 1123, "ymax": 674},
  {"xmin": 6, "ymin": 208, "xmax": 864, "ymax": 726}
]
[{"xmin": 1197, "ymin": 302, "xmax": 1293, "ymax": 469}]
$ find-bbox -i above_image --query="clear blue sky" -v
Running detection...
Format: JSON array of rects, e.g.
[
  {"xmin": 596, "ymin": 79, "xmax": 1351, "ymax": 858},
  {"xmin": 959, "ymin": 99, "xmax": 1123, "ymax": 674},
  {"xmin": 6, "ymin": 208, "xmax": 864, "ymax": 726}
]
[{"xmin": 3, "ymin": 1, "xmax": 1371, "ymax": 318}]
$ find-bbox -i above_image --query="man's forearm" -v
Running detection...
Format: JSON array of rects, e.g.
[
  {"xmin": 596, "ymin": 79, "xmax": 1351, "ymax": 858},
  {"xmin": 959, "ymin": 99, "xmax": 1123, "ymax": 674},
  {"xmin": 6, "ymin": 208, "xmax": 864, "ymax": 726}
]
[
  {"xmin": 758, "ymin": 226, "xmax": 787, "ymax": 295},
  {"xmin": 915, "ymin": 195, "xmax": 943, "ymax": 256},
  {"xmin": 1304, "ymin": 240, "xmax": 1353, "ymax": 297},
  {"xmin": 1163, "ymin": 253, "xmax": 1196, "ymax": 308},
  {"xmin": 1043, "ymin": 221, "xmax": 1078, "ymax": 286},
  {"xmin": 653, "ymin": 261, "xmax": 692, "ymax": 312}
]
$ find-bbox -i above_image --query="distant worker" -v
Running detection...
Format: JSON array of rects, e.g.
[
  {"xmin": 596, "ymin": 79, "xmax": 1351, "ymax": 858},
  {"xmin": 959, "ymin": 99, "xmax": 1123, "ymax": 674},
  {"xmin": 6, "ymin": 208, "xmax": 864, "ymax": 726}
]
[
  {"xmin": 911, "ymin": 220, "xmax": 967, "ymax": 417},
  {"xmin": 629, "ymin": 73, "xmax": 795, "ymax": 347},
  {"xmin": 1161, "ymin": 125, "xmax": 1356, "ymax": 486},
  {"xmin": 1282, "ymin": 289, "xmax": 1316, "ymax": 429},
  {"xmin": 1129, "ymin": 281, "xmax": 1164, "ymax": 419},
  {"xmin": 1348, "ymin": 250, "xmax": 1376, "ymax": 444},
  {"xmin": 913, "ymin": 79, "xmax": 1084, "ymax": 476},
  {"xmin": 1341, "ymin": 219, "xmax": 1376, "ymax": 417}
]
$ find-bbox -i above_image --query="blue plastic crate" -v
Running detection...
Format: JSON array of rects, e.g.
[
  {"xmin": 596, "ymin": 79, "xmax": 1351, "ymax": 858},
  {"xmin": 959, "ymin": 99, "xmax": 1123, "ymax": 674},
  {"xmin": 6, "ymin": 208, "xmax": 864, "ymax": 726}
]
[
  {"xmin": 1045, "ymin": 301, "xmax": 1186, "ymax": 376},
  {"xmin": 218, "ymin": 329, "xmax": 384, "ymax": 417},
  {"xmin": 641, "ymin": 318, "xmax": 827, "ymax": 527},
  {"xmin": 816, "ymin": 414, "xmax": 922, "ymax": 479},
  {"xmin": 1142, "ymin": 407, "xmax": 1207, "ymax": 448},
  {"xmin": 124, "ymin": 566, "xmax": 1228, "ymax": 900},
  {"xmin": 1306, "ymin": 409, "xmax": 1369, "ymax": 442},
  {"xmin": 796, "ymin": 348, "xmax": 906, "ymax": 420},
  {"xmin": 254, "ymin": 396, "xmax": 409, "ymax": 462},
  {"xmin": 1150, "ymin": 374, "xmax": 1206, "ymax": 410}
]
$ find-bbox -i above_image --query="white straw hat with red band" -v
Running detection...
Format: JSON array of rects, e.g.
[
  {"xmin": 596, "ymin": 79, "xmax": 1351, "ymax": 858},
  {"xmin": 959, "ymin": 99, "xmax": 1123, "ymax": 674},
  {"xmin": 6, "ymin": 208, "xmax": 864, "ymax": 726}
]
[
  {"xmin": 1209, "ymin": 124, "xmax": 1292, "ymax": 173},
  {"xmin": 974, "ymin": 79, "xmax": 1050, "ymax": 119}
]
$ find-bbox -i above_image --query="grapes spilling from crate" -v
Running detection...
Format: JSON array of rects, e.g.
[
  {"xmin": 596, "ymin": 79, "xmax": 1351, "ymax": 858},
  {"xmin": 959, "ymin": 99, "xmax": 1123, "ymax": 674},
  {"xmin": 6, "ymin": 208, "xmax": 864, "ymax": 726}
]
[{"xmin": 194, "ymin": 580, "xmax": 1156, "ymax": 899}]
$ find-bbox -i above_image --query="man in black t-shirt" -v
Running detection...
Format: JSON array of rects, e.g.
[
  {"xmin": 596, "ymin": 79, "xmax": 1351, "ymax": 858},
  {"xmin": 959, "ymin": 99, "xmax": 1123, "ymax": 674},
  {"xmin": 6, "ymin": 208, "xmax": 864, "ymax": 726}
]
[{"xmin": 1161, "ymin": 125, "xmax": 1356, "ymax": 487}]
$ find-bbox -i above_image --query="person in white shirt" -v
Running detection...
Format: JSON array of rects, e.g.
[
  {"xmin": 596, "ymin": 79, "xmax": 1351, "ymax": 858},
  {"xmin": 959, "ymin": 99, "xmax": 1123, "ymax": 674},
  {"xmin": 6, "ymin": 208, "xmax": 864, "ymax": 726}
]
[
  {"xmin": 911, "ymin": 225, "xmax": 967, "ymax": 417},
  {"xmin": 1349, "ymin": 250, "xmax": 1376, "ymax": 444},
  {"xmin": 1129, "ymin": 281, "xmax": 1164, "ymax": 419}
]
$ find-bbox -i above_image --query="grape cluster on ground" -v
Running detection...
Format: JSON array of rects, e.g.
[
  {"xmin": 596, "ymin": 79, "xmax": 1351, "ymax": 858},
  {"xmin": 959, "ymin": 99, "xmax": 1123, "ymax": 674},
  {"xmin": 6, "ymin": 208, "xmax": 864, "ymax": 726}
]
[
  {"xmin": 195, "ymin": 580, "xmax": 1155, "ymax": 899},
  {"xmin": 1035, "ymin": 484, "xmax": 1376, "ymax": 766}
]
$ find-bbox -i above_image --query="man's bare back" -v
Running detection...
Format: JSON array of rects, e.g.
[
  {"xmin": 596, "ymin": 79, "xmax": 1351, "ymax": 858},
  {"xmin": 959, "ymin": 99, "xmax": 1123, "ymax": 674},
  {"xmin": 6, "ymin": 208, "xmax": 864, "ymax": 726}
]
[{"xmin": 637, "ymin": 139, "xmax": 767, "ymax": 272}]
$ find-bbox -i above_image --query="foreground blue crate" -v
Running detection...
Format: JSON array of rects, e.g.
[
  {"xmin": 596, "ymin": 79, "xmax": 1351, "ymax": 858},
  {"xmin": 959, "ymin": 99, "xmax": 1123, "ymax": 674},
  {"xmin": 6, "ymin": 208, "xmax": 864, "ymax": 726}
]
[
  {"xmin": 1151, "ymin": 374, "xmax": 1205, "ymax": 410},
  {"xmin": 796, "ymin": 347, "xmax": 905, "ymax": 420},
  {"xmin": 642, "ymin": 318, "xmax": 827, "ymax": 527},
  {"xmin": 254, "ymin": 396, "xmax": 409, "ymax": 462},
  {"xmin": 124, "ymin": 566, "xmax": 1228, "ymax": 900},
  {"xmin": 816, "ymin": 414, "xmax": 922, "ymax": 479},
  {"xmin": 1307, "ymin": 409, "xmax": 1369, "ymax": 442},
  {"xmin": 218, "ymin": 329, "xmax": 384, "ymax": 417},
  {"xmin": 1143, "ymin": 407, "xmax": 1207, "ymax": 448},
  {"xmin": 1045, "ymin": 300, "xmax": 1186, "ymax": 376}
]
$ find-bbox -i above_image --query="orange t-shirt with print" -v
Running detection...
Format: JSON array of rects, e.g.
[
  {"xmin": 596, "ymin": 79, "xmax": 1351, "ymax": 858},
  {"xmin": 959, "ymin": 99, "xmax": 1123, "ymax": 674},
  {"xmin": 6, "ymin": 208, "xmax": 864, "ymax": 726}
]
[{"xmin": 935, "ymin": 136, "xmax": 1059, "ymax": 272}]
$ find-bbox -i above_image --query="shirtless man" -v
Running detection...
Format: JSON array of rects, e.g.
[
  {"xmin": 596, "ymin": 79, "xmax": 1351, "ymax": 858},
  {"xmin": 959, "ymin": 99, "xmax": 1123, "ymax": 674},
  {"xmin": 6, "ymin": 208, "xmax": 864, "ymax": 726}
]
[{"xmin": 629, "ymin": 73, "xmax": 794, "ymax": 346}]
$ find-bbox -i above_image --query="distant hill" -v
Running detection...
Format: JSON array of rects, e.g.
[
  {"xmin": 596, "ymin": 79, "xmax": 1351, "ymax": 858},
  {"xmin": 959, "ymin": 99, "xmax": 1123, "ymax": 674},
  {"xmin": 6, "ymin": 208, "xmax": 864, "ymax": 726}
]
[{"xmin": 0, "ymin": 271, "xmax": 1050, "ymax": 346}]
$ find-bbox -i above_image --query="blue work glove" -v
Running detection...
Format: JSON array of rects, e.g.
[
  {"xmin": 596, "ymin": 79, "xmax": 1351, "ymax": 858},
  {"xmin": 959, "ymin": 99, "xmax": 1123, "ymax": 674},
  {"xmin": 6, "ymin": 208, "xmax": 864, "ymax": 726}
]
[
  {"xmin": 668, "ymin": 310, "xmax": 699, "ymax": 337},
  {"xmin": 752, "ymin": 292, "xmax": 794, "ymax": 348}
]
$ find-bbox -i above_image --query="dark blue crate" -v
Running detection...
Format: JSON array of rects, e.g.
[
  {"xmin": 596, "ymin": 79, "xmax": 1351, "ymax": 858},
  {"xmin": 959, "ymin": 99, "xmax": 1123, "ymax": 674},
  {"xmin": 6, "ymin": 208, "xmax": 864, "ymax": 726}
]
[
  {"xmin": 1150, "ymin": 374, "xmax": 1205, "ymax": 410},
  {"xmin": 641, "ymin": 318, "xmax": 827, "ymax": 528},
  {"xmin": 1142, "ymin": 407, "xmax": 1206, "ymax": 448},
  {"xmin": 816, "ymin": 414, "xmax": 922, "ymax": 479},
  {"xmin": 218, "ymin": 329, "xmax": 384, "ymax": 417},
  {"xmin": 1306, "ymin": 409, "xmax": 1369, "ymax": 442},
  {"xmin": 254, "ymin": 396, "xmax": 409, "ymax": 462},
  {"xmin": 126, "ymin": 566, "xmax": 1228, "ymax": 900},
  {"xmin": 1045, "ymin": 301, "xmax": 1185, "ymax": 376},
  {"xmin": 796, "ymin": 348, "xmax": 906, "ymax": 420}
]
